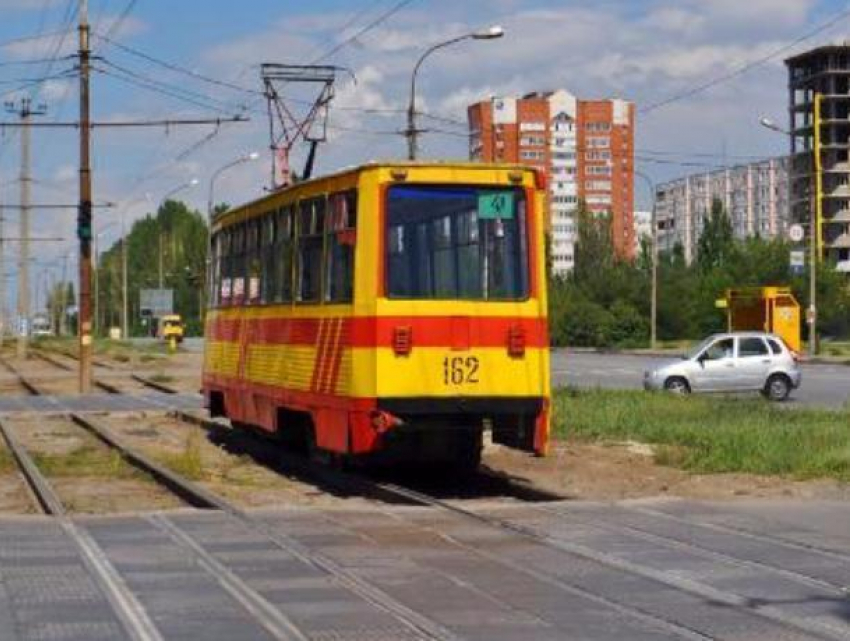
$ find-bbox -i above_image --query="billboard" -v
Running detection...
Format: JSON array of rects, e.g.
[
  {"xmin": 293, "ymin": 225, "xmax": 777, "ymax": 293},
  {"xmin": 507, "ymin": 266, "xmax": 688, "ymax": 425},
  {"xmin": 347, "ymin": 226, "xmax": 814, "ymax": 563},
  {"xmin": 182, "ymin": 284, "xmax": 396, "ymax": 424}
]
[{"xmin": 140, "ymin": 289, "xmax": 173, "ymax": 318}]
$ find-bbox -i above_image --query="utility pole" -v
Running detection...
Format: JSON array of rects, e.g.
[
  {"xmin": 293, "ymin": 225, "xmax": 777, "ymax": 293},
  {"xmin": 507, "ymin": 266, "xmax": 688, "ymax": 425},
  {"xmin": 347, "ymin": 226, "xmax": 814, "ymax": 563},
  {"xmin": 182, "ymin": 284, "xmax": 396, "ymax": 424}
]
[
  {"xmin": 810, "ymin": 92, "xmax": 822, "ymax": 357},
  {"xmin": 158, "ymin": 232, "xmax": 164, "ymax": 289},
  {"xmin": 7, "ymin": 98, "xmax": 47, "ymax": 359},
  {"xmin": 60, "ymin": 253, "xmax": 69, "ymax": 336},
  {"xmin": 121, "ymin": 211, "xmax": 128, "ymax": 339},
  {"xmin": 78, "ymin": 0, "xmax": 93, "ymax": 391}
]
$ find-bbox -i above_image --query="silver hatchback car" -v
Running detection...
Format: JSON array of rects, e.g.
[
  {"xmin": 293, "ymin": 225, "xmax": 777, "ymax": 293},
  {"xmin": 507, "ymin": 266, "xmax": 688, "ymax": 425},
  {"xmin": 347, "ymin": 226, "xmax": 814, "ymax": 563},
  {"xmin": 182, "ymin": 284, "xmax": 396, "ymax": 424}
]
[{"xmin": 643, "ymin": 332, "xmax": 802, "ymax": 401}]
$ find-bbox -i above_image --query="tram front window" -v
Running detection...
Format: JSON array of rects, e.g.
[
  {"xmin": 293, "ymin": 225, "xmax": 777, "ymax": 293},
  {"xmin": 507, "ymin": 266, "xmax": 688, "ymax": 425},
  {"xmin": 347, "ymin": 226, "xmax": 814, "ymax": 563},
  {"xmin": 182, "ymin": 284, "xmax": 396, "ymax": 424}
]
[{"xmin": 386, "ymin": 185, "xmax": 529, "ymax": 300}]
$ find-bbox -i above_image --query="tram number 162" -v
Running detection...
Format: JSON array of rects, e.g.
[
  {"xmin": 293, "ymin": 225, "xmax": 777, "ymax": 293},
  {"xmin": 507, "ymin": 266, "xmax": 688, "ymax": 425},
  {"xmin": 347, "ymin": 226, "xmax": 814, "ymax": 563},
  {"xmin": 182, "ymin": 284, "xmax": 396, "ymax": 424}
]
[{"xmin": 442, "ymin": 356, "xmax": 480, "ymax": 385}]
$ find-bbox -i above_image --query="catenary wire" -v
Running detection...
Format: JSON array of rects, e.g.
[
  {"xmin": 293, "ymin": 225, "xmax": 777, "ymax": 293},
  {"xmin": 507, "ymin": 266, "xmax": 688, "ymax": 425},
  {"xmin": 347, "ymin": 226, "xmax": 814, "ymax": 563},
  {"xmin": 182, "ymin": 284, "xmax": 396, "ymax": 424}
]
[{"xmin": 642, "ymin": 5, "xmax": 850, "ymax": 114}]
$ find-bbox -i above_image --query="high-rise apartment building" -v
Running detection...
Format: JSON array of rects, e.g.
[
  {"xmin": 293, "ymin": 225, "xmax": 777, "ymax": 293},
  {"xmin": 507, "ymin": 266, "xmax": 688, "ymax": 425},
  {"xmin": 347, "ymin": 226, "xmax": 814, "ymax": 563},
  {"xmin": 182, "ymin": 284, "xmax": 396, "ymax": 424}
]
[
  {"xmin": 468, "ymin": 90, "xmax": 635, "ymax": 274},
  {"xmin": 786, "ymin": 46, "xmax": 850, "ymax": 271},
  {"xmin": 655, "ymin": 157, "xmax": 790, "ymax": 263}
]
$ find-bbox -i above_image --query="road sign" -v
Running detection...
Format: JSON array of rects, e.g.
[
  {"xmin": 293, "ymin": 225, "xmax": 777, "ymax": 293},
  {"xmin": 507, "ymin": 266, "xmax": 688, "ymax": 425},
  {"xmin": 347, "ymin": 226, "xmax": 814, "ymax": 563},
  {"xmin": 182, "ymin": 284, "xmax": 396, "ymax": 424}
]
[
  {"xmin": 788, "ymin": 224, "xmax": 805, "ymax": 243},
  {"xmin": 140, "ymin": 289, "xmax": 173, "ymax": 318},
  {"xmin": 790, "ymin": 250, "xmax": 805, "ymax": 268}
]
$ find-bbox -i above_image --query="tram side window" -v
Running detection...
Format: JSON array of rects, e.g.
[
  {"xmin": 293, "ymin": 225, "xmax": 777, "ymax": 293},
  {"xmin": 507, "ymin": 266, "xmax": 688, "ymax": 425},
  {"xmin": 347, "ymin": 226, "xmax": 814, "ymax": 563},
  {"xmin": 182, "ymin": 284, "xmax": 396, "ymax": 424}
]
[
  {"xmin": 296, "ymin": 197, "xmax": 325, "ymax": 302},
  {"xmin": 276, "ymin": 206, "xmax": 294, "ymax": 302},
  {"xmin": 210, "ymin": 232, "xmax": 222, "ymax": 307},
  {"xmin": 231, "ymin": 223, "xmax": 246, "ymax": 304},
  {"xmin": 219, "ymin": 227, "xmax": 234, "ymax": 306},
  {"xmin": 246, "ymin": 219, "xmax": 262, "ymax": 304},
  {"xmin": 260, "ymin": 212, "xmax": 276, "ymax": 303},
  {"xmin": 325, "ymin": 190, "xmax": 357, "ymax": 303}
]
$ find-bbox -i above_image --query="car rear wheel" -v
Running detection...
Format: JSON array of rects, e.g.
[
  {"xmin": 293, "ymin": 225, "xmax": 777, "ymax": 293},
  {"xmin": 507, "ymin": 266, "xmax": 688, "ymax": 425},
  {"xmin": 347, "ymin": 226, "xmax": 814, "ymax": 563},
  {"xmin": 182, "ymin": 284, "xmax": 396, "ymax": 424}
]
[
  {"xmin": 763, "ymin": 374, "xmax": 791, "ymax": 402},
  {"xmin": 664, "ymin": 377, "xmax": 690, "ymax": 395}
]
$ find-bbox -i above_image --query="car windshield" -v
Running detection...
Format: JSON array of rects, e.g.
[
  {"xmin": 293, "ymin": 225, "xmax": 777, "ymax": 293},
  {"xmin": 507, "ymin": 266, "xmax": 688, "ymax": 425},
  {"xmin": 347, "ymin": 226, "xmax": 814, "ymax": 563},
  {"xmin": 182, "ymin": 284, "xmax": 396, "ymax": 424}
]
[{"xmin": 685, "ymin": 336, "xmax": 716, "ymax": 359}]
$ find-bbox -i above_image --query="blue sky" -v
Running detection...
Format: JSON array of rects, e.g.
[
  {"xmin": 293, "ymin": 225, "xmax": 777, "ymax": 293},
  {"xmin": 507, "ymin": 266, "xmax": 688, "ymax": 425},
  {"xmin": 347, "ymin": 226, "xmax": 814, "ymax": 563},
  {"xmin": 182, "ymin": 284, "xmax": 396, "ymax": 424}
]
[{"xmin": 0, "ymin": 0, "xmax": 847, "ymax": 309}]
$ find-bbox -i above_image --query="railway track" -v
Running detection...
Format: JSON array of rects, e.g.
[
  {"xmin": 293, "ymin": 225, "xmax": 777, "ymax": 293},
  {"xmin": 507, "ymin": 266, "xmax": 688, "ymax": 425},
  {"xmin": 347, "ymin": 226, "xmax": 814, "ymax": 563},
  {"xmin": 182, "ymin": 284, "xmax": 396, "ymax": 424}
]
[
  {"xmin": 170, "ymin": 410, "xmax": 850, "ymax": 641},
  {"xmin": 10, "ymin": 348, "xmax": 850, "ymax": 639},
  {"xmin": 0, "ymin": 357, "xmax": 461, "ymax": 641},
  {"xmin": 31, "ymin": 349, "xmax": 166, "ymax": 395}
]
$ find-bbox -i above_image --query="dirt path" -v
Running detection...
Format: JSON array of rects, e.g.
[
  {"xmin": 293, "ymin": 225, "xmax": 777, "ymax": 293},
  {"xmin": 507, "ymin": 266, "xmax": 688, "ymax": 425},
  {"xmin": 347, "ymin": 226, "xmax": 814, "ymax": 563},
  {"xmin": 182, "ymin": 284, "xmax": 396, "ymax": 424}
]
[{"xmin": 483, "ymin": 439, "xmax": 850, "ymax": 502}]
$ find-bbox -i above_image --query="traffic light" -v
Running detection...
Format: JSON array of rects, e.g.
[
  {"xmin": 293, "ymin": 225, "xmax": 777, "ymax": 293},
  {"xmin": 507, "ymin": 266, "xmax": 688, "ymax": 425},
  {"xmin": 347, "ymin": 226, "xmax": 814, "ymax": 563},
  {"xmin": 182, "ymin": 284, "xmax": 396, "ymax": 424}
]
[{"xmin": 77, "ymin": 204, "xmax": 92, "ymax": 241}]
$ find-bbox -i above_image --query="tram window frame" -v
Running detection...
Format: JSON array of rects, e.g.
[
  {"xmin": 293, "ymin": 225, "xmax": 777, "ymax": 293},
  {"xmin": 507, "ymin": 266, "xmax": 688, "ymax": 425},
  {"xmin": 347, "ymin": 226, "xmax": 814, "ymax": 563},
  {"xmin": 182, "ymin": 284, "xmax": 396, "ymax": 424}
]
[
  {"xmin": 260, "ymin": 211, "xmax": 276, "ymax": 304},
  {"xmin": 245, "ymin": 218, "xmax": 263, "ymax": 305},
  {"xmin": 385, "ymin": 185, "xmax": 530, "ymax": 301},
  {"xmin": 325, "ymin": 190, "xmax": 357, "ymax": 303},
  {"xmin": 296, "ymin": 196, "xmax": 326, "ymax": 303},
  {"xmin": 219, "ymin": 228, "xmax": 233, "ymax": 307},
  {"xmin": 276, "ymin": 205, "xmax": 294, "ymax": 303},
  {"xmin": 231, "ymin": 223, "xmax": 247, "ymax": 305},
  {"xmin": 210, "ymin": 231, "xmax": 222, "ymax": 307}
]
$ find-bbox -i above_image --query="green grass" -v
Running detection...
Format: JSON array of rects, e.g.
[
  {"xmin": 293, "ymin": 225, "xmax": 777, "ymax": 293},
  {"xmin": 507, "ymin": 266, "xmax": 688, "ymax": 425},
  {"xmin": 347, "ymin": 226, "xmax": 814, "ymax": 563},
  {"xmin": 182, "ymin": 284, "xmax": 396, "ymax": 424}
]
[
  {"xmin": 0, "ymin": 448, "xmax": 14, "ymax": 474},
  {"xmin": 554, "ymin": 388, "xmax": 850, "ymax": 481},
  {"xmin": 32, "ymin": 445, "xmax": 136, "ymax": 479},
  {"xmin": 159, "ymin": 432, "xmax": 204, "ymax": 480}
]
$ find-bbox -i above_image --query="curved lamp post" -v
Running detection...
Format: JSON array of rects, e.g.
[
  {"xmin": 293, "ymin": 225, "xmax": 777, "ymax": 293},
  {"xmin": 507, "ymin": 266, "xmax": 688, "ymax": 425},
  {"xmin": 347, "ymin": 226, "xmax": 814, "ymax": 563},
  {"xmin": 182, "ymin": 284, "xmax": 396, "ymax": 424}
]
[
  {"xmin": 759, "ymin": 115, "xmax": 817, "ymax": 357},
  {"xmin": 207, "ymin": 152, "xmax": 260, "ymax": 218},
  {"xmin": 405, "ymin": 26, "xmax": 504, "ymax": 160}
]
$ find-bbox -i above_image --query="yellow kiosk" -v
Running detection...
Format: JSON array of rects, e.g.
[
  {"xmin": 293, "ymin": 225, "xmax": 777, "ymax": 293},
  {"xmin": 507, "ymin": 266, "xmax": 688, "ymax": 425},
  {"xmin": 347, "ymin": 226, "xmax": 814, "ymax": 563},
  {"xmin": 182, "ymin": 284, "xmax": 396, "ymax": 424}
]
[{"xmin": 716, "ymin": 287, "xmax": 801, "ymax": 352}]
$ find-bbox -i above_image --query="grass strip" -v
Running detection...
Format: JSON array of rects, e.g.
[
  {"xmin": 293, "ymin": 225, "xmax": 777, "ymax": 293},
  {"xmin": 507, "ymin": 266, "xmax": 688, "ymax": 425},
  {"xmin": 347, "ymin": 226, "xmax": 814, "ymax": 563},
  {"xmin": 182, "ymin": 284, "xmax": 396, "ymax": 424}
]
[{"xmin": 554, "ymin": 388, "xmax": 850, "ymax": 481}]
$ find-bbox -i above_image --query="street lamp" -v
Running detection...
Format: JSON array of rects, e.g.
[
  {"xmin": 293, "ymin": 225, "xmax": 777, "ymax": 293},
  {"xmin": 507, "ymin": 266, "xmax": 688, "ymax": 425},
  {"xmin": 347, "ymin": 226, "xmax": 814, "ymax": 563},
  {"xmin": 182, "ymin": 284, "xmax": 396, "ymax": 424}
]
[
  {"xmin": 405, "ymin": 25, "xmax": 504, "ymax": 160},
  {"xmin": 759, "ymin": 113, "xmax": 818, "ymax": 357},
  {"xmin": 207, "ymin": 151, "xmax": 260, "ymax": 218},
  {"xmin": 635, "ymin": 170, "xmax": 658, "ymax": 349}
]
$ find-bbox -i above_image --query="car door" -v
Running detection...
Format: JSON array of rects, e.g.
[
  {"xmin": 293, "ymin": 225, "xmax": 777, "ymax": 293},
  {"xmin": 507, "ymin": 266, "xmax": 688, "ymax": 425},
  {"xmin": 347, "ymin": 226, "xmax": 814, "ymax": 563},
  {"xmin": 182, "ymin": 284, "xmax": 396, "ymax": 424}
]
[
  {"xmin": 691, "ymin": 337, "xmax": 737, "ymax": 391},
  {"xmin": 736, "ymin": 336, "xmax": 772, "ymax": 390}
]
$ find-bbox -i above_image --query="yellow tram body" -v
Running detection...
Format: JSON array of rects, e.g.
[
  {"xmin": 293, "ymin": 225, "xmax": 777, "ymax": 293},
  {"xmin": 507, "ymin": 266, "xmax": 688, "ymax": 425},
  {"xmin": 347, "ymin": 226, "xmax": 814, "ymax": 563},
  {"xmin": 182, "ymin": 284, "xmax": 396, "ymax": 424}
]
[{"xmin": 203, "ymin": 162, "xmax": 551, "ymax": 464}]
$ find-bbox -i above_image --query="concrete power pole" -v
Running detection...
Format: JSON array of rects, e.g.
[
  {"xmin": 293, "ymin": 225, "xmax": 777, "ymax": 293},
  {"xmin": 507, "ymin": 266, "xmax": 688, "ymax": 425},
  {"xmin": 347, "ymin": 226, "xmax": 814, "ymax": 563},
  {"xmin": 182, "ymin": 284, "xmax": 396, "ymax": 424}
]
[
  {"xmin": 7, "ymin": 98, "xmax": 46, "ymax": 360},
  {"xmin": 78, "ymin": 0, "xmax": 94, "ymax": 392}
]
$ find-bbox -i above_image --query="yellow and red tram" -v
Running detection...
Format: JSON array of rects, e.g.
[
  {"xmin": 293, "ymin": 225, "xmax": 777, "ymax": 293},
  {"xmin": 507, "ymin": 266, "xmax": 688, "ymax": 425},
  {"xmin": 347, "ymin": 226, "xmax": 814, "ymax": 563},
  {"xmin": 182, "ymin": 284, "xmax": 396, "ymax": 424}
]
[{"xmin": 203, "ymin": 162, "xmax": 550, "ymax": 466}]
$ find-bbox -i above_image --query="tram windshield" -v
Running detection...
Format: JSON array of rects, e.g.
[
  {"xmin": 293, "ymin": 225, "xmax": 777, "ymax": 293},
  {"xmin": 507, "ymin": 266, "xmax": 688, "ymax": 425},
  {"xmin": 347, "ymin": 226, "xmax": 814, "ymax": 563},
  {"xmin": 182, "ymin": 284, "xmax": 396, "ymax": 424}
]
[{"xmin": 385, "ymin": 185, "xmax": 529, "ymax": 300}]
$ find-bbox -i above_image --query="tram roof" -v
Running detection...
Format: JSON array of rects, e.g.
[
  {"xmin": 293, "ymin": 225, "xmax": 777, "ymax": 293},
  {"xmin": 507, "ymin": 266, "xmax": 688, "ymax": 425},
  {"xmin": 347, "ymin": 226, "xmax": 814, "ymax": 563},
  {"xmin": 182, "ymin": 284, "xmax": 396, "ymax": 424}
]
[{"xmin": 211, "ymin": 160, "xmax": 538, "ymax": 227}]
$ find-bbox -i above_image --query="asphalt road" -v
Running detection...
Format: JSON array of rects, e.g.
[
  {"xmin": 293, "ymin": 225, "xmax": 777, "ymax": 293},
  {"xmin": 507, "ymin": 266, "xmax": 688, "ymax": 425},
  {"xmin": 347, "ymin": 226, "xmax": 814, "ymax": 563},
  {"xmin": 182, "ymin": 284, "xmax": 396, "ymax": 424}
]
[{"xmin": 554, "ymin": 349, "xmax": 850, "ymax": 409}]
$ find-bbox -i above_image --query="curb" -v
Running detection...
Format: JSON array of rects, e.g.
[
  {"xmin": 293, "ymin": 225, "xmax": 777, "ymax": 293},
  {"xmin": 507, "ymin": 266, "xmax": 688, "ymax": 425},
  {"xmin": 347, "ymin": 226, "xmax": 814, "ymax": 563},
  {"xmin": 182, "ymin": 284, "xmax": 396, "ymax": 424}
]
[{"xmin": 557, "ymin": 347, "xmax": 850, "ymax": 367}]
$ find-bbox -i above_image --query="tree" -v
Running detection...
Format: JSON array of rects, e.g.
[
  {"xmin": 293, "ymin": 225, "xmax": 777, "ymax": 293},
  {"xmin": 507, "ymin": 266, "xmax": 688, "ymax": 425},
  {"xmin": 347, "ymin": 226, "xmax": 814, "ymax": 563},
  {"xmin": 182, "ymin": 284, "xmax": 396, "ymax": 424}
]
[
  {"xmin": 573, "ymin": 201, "xmax": 614, "ymax": 283},
  {"xmin": 697, "ymin": 198, "xmax": 733, "ymax": 271},
  {"xmin": 97, "ymin": 199, "xmax": 208, "ymax": 337}
]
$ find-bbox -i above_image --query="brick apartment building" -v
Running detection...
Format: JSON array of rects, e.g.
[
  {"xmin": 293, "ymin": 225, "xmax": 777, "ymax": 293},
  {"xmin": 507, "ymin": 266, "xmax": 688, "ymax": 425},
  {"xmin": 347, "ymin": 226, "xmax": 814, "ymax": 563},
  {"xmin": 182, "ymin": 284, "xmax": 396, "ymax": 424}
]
[{"xmin": 468, "ymin": 90, "xmax": 635, "ymax": 274}]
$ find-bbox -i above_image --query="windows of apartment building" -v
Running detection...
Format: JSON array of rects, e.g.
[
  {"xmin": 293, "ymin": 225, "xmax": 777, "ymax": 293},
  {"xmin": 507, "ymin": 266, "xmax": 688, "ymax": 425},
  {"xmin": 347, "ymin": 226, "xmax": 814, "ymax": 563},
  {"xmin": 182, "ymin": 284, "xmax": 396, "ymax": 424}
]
[
  {"xmin": 520, "ymin": 135, "xmax": 546, "ymax": 147},
  {"xmin": 586, "ymin": 150, "xmax": 611, "ymax": 161},
  {"xmin": 520, "ymin": 150, "xmax": 545, "ymax": 160},
  {"xmin": 552, "ymin": 195, "xmax": 578, "ymax": 205},
  {"xmin": 587, "ymin": 165, "xmax": 612, "ymax": 176},
  {"xmin": 586, "ymin": 122, "xmax": 611, "ymax": 132},
  {"xmin": 586, "ymin": 136, "xmax": 610, "ymax": 149},
  {"xmin": 552, "ymin": 151, "xmax": 575, "ymax": 160},
  {"xmin": 585, "ymin": 180, "xmax": 612, "ymax": 191}
]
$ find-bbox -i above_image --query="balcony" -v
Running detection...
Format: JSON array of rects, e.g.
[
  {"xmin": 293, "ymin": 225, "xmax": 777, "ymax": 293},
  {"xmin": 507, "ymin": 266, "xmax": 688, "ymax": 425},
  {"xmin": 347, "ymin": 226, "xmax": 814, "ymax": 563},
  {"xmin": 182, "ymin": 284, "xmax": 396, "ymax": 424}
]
[{"xmin": 826, "ymin": 232, "xmax": 850, "ymax": 249}]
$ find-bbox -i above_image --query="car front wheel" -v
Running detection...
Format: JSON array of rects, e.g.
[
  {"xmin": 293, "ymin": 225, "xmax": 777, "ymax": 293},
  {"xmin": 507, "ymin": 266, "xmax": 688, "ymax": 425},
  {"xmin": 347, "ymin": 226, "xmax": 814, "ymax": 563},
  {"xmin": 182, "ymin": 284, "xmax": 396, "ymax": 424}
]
[
  {"xmin": 664, "ymin": 377, "xmax": 690, "ymax": 395},
  {"xmin": 763, "ymin": 374, "xmax": 791, "ymax": 402}
]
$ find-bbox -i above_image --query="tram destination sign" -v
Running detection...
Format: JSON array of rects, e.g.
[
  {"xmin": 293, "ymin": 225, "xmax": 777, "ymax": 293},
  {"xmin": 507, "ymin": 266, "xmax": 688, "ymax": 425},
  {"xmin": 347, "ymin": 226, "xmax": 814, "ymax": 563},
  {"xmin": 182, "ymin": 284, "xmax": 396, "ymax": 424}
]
[{"xmin": 478, "ymin": 191, "xmax": 515, "ymax": 219}]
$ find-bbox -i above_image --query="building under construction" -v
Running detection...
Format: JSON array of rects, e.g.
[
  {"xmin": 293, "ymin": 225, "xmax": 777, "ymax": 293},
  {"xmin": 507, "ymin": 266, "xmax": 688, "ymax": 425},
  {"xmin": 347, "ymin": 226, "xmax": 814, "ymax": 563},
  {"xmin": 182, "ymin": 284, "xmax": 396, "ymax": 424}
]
[{"xmin": 786, "ymin": 45, "xmax": 850, "ymax": 272}]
